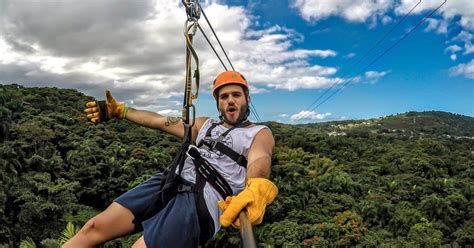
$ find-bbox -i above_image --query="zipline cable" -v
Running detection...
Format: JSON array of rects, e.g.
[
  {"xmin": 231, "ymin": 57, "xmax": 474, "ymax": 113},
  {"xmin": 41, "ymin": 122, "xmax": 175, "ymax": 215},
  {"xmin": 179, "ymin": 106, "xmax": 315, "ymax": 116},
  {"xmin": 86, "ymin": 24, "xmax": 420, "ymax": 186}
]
[
  {"xmin": 199, "ymin": 4, "xmax": 235, "ymax": 71},
  {"xmin": 197, "ymin": 3, "xmax": 262, "ymax": 122},
  {"xmin": 198, "ymin": 24, "xmax": 228, "ymax": 71},
  {"xmin": 303, "ymin": 0, "xmax": 447, "ymax": 117},
  {"xmin": 297, "ymin": 0, "xmax": 423, "ymax": 121},
  {"xmin": 250, "ymin": 101, "xmax": 262, "ymax": 123},
  {"xmin": 198, "ymin": 24, "xmax": 263, "ymax": 122}
]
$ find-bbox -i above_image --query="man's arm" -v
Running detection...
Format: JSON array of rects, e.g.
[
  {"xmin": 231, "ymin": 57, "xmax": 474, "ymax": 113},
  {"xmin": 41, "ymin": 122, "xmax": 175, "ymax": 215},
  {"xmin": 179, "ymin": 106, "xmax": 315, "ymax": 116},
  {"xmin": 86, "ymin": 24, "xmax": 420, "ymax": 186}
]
[
  {"xmin": 125, "ymin": 108, "xmax": 207, "ymax": 141},
  {"xmin": 84, "ymin": 90, "xmax": 207, "ymax": 141},
  {"xmin": 218, "ymin": 127, "xmax": 278, "ymax": 227},
  {"xmin": 246, "ymin": 128, "xmax": 274, "ymax": 179}
]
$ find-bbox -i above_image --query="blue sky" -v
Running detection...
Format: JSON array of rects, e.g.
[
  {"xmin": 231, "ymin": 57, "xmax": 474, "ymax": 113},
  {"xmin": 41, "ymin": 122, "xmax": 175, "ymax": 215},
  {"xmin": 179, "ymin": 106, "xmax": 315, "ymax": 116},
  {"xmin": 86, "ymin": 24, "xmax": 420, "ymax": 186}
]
[{"xmin": 1, "ymin": 0, "xmax": 473, "ymax": 123}]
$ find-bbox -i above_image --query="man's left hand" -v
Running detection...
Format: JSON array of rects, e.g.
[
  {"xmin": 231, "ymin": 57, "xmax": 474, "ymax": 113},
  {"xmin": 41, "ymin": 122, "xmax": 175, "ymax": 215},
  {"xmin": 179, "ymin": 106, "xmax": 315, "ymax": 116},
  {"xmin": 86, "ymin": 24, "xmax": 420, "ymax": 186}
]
[{"xmin": 218, "ymin": 178, "xmax": 278, "ymax": 228}]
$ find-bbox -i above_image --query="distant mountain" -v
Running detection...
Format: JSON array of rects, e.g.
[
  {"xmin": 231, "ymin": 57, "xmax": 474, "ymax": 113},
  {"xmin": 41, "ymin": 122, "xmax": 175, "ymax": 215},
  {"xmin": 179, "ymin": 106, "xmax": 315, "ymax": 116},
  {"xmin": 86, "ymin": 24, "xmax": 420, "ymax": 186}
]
[{"xmin": 288, "ymin": 111, "xmax": 473, "ymax": 137}]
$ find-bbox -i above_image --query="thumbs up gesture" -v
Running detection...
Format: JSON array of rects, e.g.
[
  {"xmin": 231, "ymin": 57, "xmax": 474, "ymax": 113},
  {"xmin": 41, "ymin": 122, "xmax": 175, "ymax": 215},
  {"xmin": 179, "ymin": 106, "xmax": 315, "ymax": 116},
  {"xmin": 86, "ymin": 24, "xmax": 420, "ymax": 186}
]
[{"xmin": 84, "ymin": 90, "xmax": 127, "ymax": 123}]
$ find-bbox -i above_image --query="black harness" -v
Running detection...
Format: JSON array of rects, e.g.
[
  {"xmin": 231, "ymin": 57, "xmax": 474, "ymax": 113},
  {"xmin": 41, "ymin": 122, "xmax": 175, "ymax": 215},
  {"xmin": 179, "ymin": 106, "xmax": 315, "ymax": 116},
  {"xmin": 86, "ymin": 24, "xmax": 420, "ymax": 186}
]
[{"xmin": 138, "ymin": 120, "xmax": 251, "ymax": 245}]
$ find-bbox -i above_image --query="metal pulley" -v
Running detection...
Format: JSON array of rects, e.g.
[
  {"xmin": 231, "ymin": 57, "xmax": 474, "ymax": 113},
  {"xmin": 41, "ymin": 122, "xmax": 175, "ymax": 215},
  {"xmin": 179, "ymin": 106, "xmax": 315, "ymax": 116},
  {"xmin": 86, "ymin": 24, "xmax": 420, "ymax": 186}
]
[{"xmin": 182, "ymin": 0, "xmax": 201, "ymax": 22}]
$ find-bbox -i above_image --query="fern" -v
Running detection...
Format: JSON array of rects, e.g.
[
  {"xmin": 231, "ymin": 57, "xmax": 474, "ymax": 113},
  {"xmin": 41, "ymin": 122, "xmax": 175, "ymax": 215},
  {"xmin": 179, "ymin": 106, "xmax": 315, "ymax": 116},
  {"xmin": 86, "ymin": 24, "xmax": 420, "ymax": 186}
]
[
  {"xmin": 19, "ymin": 237, "xmax": 36, "ymax": 248},
  {"xmin": 58, "ymin": 222, "xmax": 78, "ymax": 245}
]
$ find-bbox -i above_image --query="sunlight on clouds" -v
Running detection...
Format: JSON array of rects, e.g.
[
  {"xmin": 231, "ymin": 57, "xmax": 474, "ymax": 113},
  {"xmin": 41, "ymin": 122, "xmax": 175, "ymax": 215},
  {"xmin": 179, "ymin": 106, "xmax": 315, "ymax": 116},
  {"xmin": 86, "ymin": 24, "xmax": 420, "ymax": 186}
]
[
  {"xmin": 0, "ymin": 36, "xmax": 19, "ymax": 64},
  {"xmin": 0, "ymin": 0, "xmax": 356, "ymax": 103},
  {"xmin": 81, "ymin": 62, "xmax": 102, "ymax": 73}
]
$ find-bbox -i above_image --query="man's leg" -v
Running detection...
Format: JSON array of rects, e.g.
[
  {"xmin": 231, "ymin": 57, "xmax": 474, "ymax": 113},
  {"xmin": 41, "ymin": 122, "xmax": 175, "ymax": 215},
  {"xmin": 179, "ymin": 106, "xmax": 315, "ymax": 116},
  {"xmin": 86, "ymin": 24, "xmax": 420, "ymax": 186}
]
[
  {"xmin": 131, "ymin": 235, "xmax": 146, "ymax": 248},
  {"xmin": 62, "ymin": 202, "xmax": 135, "ymax": 248}
]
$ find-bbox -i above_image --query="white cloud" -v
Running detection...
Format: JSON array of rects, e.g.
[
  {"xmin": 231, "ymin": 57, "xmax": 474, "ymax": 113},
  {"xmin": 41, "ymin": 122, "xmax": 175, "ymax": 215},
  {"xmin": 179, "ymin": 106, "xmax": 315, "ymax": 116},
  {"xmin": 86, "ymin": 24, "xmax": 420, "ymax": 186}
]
[
  {"xmin": 396, "ymin": 0, "xmax": 474, "ymax": 21},
  {"xmin": 157, "ymin": 109, "xmax": 181, "ymax": 116},
  {"xmin": 246, "ymin": 85, "xmax": 268, "ymax": 94},
  {"xmin": 450, "ymin": 54, "xmax": 457, "ymax": 61},
  {"xmin": 292, "ymin": 0, "xmax": 473, "ymax": 32},
  {"xmin": 424, "ymin": 18, "xmax": 449, "ymax": 34},
  {"xmin": 269, "ymin": 76, "xmax": 344, "ymax": 91},
  {"xmin": 445, "ymin": 44, "xmax": 462, "ymax": 53},
  {"xmin": 365, "ymin": 70, "xmax": 390, "ymax": 83},
  {"xmin": 291, "ymin": 0, "xmax": 392, "ymax": 23},
  {"xmin": 292, "ymin": 0, "xmax": 474, "ymax": 62},
  {"xmin": 0, "ymin": 0, "xmax": 342, "ymax": 107},
  {"xmin": 344, "ymin": 52, "xmax": 356, "ymax": 59},
  {"xmin": 449, "ymin": 59, "xmax": 474, "ymax": 79},
  {"xmin": 460, "ymin": 16, "xmax": 474, "ymax": 31},
  {"xmin": 452, "ymin": 31, "xmax": 474, "ymax": 55},
  {"xmin": 278, "ymin": 114, "xmax": 289, "ymax": 118},
  {"xmin": 365, "ymin": 70, "xmax": 389, "ymax": 78},
  {"xmin": 396, "ymin": 0, "xmax": 474, "ymax": 33},
  {"xmin": 381, "ymin": 15, "xmax": 392, "ymax": 25},
  {"xmin": 290, "ymin": 110, "xmax": 332, "ymax": 122}
]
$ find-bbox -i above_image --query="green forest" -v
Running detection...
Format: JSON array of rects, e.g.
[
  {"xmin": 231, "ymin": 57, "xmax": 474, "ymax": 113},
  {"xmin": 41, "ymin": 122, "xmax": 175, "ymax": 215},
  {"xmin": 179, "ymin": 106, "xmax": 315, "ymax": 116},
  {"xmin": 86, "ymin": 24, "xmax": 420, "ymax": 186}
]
[{"xmin": 1, "ymin": 84, "xmax": 473, "ymax": 247}]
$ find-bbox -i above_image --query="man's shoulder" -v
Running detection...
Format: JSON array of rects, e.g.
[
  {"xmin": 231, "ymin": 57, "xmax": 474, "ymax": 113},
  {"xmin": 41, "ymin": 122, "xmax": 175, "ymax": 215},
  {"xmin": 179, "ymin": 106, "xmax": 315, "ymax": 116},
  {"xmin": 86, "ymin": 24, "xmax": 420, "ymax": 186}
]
[{"xmin": 246, "ymin": 124, "xmax": 273, "ymax": 138}]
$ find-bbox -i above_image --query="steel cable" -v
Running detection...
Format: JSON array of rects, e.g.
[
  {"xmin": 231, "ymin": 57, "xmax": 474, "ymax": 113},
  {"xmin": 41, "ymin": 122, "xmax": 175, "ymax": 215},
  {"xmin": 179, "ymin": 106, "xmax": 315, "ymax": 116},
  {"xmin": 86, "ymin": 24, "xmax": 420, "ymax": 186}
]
[
  {"xmin": 197, "ymin": 3, "xmax": 262, "ymax": 122},
  {"xmin": 303, "ymin": 0, "xmax": 447, "ymax": 119},
  {"xmin": 296, "ymin": 0, "xmax": 423, "ymax": 121}
]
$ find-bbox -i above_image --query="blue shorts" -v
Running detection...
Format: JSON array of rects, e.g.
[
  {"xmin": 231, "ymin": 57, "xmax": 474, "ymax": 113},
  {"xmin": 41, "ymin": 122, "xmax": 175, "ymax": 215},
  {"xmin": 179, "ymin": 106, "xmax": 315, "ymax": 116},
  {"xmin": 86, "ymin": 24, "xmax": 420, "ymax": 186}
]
[{"xmin": 114, "ymin": 173, "xmax": 214, "ymax": 247}]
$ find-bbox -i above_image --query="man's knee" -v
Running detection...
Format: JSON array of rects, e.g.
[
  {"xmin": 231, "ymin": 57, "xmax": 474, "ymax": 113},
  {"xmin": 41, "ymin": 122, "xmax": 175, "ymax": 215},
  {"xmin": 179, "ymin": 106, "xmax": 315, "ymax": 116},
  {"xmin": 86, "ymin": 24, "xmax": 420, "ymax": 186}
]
[
  {"xmin": 74, "ymin": 217, "xmax": 109, "ymax": 243},
  {"xmin": 63, "ymin": 203, "xmax": 135, "ymax": 247},
  {"xmin": 61, "ymin": 218, "xmax": 104, "ymax": 248},
  {"xmin": 79, "ymin": 218, "xmax": 101, "ymax": 236}
]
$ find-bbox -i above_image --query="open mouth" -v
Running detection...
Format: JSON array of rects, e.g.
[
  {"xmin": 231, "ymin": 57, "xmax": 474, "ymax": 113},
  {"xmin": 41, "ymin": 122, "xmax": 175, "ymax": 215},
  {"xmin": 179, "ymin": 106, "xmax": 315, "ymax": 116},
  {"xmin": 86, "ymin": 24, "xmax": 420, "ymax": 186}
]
[{"xmin": 227, "ymin": 106, "xmax": 237, "ymax": 114}]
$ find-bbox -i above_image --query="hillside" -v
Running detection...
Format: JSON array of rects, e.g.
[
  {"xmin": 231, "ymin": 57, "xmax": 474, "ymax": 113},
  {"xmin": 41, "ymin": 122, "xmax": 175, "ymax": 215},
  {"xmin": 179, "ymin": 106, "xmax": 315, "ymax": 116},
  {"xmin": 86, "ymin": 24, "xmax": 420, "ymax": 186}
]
[
  {"xmin": 1, "ymin": 84, "xmax": 473, "ymax": 247},
  {"xmin": 306, "ymin": 111, "xmax": 474, "ymax": 137}
]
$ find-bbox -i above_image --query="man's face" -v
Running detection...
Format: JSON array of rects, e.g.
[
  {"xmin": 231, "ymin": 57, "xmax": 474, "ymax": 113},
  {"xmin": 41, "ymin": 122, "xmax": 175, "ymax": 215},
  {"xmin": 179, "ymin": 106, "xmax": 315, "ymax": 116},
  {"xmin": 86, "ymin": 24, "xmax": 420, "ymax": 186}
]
[{"xmin": 217, "ymin": 84, "xmax": 249, "ymax": 125}]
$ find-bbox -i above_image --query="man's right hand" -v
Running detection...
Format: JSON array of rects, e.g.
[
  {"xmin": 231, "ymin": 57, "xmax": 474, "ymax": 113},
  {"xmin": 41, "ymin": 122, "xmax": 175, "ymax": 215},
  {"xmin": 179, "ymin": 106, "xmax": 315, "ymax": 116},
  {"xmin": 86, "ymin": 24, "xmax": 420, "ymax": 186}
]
[{"xmin": 84, "ymin": 90, "xmax": 127, "ymax": 123}]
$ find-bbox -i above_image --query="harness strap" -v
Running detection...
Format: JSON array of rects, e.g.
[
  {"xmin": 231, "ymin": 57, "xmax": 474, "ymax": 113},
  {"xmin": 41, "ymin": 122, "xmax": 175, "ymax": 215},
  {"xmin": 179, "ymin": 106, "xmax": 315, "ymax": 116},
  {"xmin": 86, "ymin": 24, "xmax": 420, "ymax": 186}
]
[
  {"xmin": 167, "ymin": 177, "xmax": 214, "ymax": 245},
  {"xmin": 194, "ymin": 164, "xmax": 213, "ymax": 244},
  {"xmin": 96, "ymin": 100, "xmax": 108, "ymax": 122},
  {"xmin": 198, "ymin": 120, "xmax": 252, "ymax": 168},
  {"xmin": 187, "ymin": 145, "xmax": 233, "ymax": 198},
  {"xmin": 213, "ymin": 141, "xmax": 247, "ymax": 167}
]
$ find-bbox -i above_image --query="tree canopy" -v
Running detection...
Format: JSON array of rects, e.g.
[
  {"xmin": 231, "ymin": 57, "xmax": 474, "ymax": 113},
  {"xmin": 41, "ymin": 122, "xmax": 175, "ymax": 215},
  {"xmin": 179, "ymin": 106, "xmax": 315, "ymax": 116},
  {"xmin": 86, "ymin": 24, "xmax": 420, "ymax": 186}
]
[{"xmin": 1, "ymin": 84, "xmax": 473, "ymax": 247}]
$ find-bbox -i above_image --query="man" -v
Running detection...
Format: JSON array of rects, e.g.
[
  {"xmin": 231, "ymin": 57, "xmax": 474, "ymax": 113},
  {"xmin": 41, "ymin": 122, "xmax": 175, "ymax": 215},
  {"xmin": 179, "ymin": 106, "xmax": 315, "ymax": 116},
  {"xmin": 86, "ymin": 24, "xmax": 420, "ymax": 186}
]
[{"xmin": 63, "ymin": 71, "xmax": 278, "ymax": 248}]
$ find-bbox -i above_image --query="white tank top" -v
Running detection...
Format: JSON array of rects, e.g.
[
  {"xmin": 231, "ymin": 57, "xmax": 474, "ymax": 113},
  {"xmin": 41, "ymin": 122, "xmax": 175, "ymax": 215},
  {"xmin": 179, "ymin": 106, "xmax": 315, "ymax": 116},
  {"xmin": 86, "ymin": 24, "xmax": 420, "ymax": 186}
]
[{"xmin": 179, "ymin": 119, "xmax": 267, "ymax": 234}]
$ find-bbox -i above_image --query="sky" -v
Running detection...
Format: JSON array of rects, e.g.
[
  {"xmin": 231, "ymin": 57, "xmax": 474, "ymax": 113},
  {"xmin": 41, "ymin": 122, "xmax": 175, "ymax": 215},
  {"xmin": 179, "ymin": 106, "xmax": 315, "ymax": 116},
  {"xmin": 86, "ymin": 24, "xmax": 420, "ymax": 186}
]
[{"xmin": 0, "ymin": 0, "xmax": 473, "ymax": 123}]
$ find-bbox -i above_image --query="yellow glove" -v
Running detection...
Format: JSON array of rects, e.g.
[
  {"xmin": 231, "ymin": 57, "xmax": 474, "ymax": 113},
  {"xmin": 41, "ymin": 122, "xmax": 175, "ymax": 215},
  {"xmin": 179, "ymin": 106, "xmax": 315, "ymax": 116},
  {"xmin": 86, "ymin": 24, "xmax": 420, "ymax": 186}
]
[
  {"xmin": 218, "ymin": 178, "xmax": 278, "ymax": 228},
  {"xmin": 84, "ymin": 90, "xmax": 127, "ymax": 123}
]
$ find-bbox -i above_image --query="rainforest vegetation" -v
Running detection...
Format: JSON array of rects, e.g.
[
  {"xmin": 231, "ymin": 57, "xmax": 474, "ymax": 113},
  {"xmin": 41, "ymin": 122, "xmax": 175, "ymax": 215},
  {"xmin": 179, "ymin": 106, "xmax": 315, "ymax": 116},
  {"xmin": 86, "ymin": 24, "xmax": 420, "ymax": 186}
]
[{"xmin": 1, "ymin": 84, "xmax": 473, "ymax": 247}]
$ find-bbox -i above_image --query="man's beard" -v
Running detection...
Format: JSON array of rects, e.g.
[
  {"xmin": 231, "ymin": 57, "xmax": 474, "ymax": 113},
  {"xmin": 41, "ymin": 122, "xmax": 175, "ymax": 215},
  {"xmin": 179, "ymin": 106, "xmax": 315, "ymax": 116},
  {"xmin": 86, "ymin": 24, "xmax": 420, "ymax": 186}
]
[{"xmin": 219, "ymin": 102, "xmax": 249, "ymax": 125}]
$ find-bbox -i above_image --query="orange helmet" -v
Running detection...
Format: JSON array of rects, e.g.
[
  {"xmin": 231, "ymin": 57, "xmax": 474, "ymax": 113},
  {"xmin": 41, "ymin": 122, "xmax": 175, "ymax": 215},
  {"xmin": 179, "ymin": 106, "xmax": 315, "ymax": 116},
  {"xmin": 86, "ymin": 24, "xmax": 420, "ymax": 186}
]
[{"xmin": 212, "ymin": 71, "xmax": 249, "ymax": 99}]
